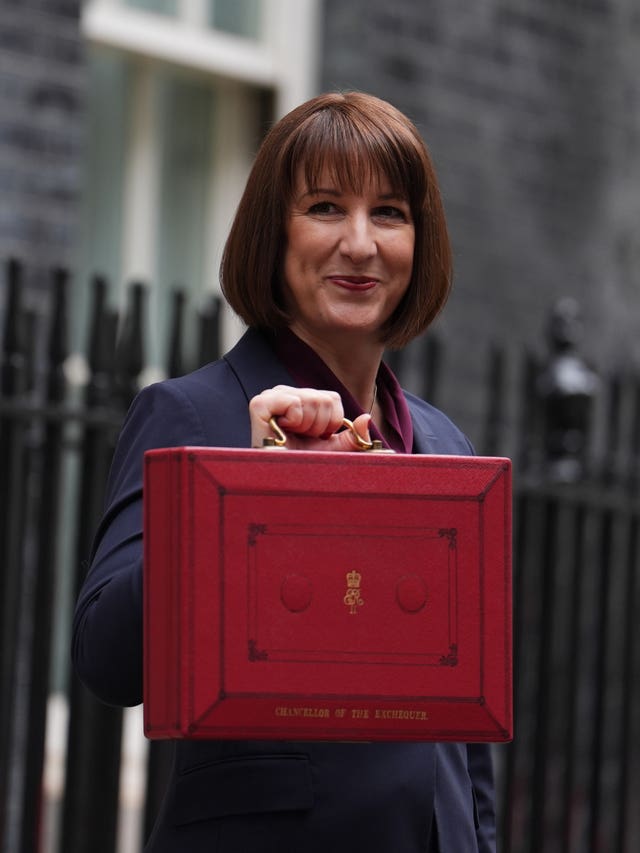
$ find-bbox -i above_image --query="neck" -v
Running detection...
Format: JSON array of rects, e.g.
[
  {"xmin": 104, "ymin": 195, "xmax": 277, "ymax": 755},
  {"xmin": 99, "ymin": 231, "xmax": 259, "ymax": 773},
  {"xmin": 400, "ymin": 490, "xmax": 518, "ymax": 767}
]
[{"xmin": 289, "ymin": 325, "xmax": 383, "ymax": 411}]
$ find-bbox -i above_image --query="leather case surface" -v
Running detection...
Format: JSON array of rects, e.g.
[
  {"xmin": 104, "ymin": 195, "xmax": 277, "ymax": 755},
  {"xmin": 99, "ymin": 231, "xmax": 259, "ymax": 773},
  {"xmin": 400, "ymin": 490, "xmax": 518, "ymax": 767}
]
[{"xmin": 143, "ymin": 447, "xmax": 512, "ymax": 742}]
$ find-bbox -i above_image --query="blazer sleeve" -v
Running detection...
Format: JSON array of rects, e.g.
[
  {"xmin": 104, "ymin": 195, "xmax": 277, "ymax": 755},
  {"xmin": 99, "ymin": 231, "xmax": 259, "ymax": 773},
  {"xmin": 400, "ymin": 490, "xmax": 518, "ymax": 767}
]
[
  {"xmin": 71, "ymin": 380, "xmax": 211, "ymax": 707},
  {"xmin": 468, "ymin": 743, "xmax": 497, "ymax": 853}
]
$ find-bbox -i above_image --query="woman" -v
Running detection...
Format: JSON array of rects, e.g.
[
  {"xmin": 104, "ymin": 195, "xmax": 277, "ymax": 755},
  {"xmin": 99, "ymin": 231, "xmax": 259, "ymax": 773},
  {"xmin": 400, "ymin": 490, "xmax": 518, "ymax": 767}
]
[{"xmin": 73, "ymin": 92, "xmax": 496, "ymax": 852}]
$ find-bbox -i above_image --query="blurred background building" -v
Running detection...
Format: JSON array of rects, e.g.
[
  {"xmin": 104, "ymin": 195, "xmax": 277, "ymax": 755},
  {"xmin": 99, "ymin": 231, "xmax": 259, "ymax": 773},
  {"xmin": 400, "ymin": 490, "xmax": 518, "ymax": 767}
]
[
  {"xmin": 2, "ymin": 0, "xmax": 640, "ymax": 441},
  {"xmin": 1, "ymin": 2, "xmax": 639, "ymax": 852}
]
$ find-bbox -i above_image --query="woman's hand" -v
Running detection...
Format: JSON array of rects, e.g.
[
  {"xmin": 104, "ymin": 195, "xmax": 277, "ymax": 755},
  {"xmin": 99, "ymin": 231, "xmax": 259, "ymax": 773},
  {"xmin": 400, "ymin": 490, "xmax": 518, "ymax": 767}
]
[{"xmin": 249, "ymin": 385, "xmax": 371, "ymax": 451}]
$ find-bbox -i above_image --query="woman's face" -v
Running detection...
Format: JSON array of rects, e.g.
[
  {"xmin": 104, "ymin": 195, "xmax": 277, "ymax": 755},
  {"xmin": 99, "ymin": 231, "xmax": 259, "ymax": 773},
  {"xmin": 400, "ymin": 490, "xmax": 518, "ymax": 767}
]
[{"xmin": 283, "ymin": 165, "xmax": 415, "ymax": 349}]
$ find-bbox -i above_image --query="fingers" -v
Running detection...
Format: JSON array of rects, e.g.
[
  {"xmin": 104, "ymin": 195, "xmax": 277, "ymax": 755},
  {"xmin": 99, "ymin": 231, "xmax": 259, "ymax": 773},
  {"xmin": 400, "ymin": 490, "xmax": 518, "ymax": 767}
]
[
  {"xmin": 328, "ymin": 413, "xmax": 373, "ymax": 452},
  {"xmin": 249, "ymin": 386, "xmax": 344, "ymax": 449},
  {"xmin": 249, "ymin": 387, "xmax": 374, "ymax": 451}
]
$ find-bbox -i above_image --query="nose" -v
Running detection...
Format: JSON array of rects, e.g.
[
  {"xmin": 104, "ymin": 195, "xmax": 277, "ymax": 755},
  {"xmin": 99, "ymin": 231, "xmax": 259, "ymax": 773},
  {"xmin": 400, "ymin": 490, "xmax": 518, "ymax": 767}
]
[{"xmin": 338, "ymin": 212, "xmax": 377, "ymax": 263}]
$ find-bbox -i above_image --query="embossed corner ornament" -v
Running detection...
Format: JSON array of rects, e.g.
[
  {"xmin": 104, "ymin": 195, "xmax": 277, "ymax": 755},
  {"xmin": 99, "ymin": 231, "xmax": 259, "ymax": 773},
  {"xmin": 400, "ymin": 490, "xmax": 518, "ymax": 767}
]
[
  {"xmin": 343, "ymin": 570, "xmax": 364, "ymax": 615},
  {"xmin": 439, "ymin": 644, "xmax": 458, "ymax": 666},
  {"xmin": 248, "ymin": 639, "xmax": 268, "ymax": 661},
  {"xmin": 247, "ymin": 523, "xmax": 267, "ymax": 546}
]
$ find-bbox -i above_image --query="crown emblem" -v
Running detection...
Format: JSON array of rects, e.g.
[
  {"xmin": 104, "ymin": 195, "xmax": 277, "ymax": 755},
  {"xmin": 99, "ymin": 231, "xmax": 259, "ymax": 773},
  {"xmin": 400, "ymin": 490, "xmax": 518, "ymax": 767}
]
[
  {"xmin": 346, "ymin": 570, "xmax": 361, "ymax": 589},
  {"xmin": 344, "ymin": 570, "xmax": 363, "ymax": 614}
]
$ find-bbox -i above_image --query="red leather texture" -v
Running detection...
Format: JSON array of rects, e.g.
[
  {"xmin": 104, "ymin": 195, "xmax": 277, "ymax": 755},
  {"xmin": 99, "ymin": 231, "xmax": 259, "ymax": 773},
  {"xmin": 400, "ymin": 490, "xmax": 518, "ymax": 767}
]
[{"xmin": 143, "ymin": 447, "xmax": 512, "ymax": 742}]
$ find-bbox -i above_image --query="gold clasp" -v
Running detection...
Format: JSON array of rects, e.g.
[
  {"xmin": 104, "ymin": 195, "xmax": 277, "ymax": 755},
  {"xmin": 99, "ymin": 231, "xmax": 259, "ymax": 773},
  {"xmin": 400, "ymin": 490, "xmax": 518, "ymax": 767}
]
[
  {"xmin": 342, "ymin": 418, "xmax": 373, "ymax": 450},
  {"xmin": 264, "ymin": 416, "xmax": 393, "ymax": 452},
  {"xmin": 266, "ymin": 417, "xmax": 288, "ymax": 447}
]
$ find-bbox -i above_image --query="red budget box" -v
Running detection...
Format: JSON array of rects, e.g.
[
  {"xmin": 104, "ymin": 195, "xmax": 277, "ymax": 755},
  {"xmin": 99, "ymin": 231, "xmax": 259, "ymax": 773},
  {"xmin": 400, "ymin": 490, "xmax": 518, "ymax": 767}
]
[{"xmin": 143, "ymin": 447, "xmax": 512, "ymax": 742}]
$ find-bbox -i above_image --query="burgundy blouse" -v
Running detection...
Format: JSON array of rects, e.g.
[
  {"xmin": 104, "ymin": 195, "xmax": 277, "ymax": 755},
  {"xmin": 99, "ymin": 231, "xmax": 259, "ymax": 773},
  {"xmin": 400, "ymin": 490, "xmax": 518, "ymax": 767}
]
[{"xmin": 270, "ymin": 328, "xmax": 414, "ymax": 454}]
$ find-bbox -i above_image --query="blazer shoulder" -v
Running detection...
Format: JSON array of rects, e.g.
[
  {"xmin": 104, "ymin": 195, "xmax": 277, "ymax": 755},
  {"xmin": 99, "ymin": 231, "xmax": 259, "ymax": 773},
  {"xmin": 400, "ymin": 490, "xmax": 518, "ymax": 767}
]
[
  {"xmin": 161, "ymin": 357, "xmax": 243, "ymax": 407},
  {"xmin": 126, "ymin": 357, "xmax": 249, "ymax": 451},
  {"xmin": 161, "ymin": 327, "xmax": 293, "ymax": 408},
  {"xmin": 122, "ymin": 329, "xmax": 292, "ymax": 450},
  {"xmin": 404, "ymin": 391, "xmax": 474, "ymax": 456}
]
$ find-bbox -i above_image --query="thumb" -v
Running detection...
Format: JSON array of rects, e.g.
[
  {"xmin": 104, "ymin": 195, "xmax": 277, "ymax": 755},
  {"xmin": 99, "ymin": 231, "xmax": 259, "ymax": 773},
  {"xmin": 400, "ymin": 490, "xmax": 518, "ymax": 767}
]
[{"xmin": 330, "ymin": 414, "xmax": 373, "ymax": 452}]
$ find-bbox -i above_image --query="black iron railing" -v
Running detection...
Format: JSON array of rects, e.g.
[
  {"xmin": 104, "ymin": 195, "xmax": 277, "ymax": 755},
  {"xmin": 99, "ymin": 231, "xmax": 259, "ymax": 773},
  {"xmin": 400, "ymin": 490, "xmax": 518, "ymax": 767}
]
[{"xmin": 1, "ymin": 258, "xmax": 639, "ymax": 853}]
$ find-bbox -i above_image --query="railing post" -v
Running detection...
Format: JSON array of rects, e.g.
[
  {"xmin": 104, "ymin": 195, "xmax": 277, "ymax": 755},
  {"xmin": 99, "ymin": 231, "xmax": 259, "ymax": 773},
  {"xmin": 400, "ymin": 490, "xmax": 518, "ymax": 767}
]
[
  {"xmin": 515, "ymin": 350, "xmax": 541, "ymax": 476},
  {"xmin": 630, "ymin": 378, "xmax": 640, "ymax": 493},
  {"xmin": 60, "ymin": 275, "xmax": 124, "ymax": 853},
  {"xmin": 527, "ymin": 495, "xmax": 559, "ymax": 853},
  {"xmin": 560, "ymin": 501, "xmax": 587, "ymax": 851},
  {"xmin": 497, "ymin": 488, "xmax": 532, "ymax": 853},
  {"xmin": 167, "ymin": 288, "xmax": 186, "ymax": 378},
  {"xmin": 483, "ymin": 343, "xmax": 505, "ymax": 457},
  {"xmin": 0, "ymin": 258, "xmax": 30, "ymax": 851},
  {"xmin": 87, "ymin": 275, "xmax": 117, "ymax": 407},
  {"xmin": 18, "ymin": 268, "xmax": 69, "ymax": 853},
  {"xmin": 616, "ymin": 505, "xmax": 639, "ymax": 852},
  {"xmin": 115, "ymin": 281, "xmax": 146, "ymax": 406},
  {"xmin": 197, "ymin": 292, "xmax": 221, "ymax": 367}
]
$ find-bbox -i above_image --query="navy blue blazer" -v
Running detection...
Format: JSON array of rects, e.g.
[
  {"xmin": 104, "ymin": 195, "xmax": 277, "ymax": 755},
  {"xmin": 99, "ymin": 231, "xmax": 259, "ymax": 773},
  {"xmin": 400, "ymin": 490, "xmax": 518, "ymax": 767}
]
[{"xmin": 72, "ymin": 328, "xmax": 496, "ymax": 853}]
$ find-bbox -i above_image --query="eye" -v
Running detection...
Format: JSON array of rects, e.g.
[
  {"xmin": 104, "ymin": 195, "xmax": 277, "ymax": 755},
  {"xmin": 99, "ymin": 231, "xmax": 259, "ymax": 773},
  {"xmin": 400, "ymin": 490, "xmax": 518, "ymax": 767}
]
[
  {"xmin": 373, "ymin": 205, "xmax": 410, "ymax": 221},
  {"xmin": 307, "ymin": 201, "xmax": 340, "ymax": 216}
]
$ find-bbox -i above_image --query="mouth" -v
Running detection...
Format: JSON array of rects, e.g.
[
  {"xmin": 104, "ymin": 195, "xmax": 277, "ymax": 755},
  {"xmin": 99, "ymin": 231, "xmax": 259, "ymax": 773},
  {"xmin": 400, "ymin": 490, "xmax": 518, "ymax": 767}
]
[{"xmin": 328, "ymin": 275, "xmax": 378, "ymax": 291}]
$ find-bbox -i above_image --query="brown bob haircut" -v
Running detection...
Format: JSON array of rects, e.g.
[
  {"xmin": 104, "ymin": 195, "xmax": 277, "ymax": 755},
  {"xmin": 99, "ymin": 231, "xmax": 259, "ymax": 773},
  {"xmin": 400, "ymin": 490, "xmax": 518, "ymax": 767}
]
[{"xmin": 220, "ymin": 91, "xmax": 452, "ymax": 349}]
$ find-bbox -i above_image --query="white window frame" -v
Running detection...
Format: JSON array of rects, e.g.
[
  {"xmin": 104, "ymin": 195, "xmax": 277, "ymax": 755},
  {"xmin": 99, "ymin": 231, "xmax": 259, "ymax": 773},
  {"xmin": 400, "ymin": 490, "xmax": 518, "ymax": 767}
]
[
  {"xmin": 82, "ymin": 0, "xmax": 320, "ymax": 117},
  {"xmin": 80, "ymin": 0, "xmax": 320, "ymax": 352}
]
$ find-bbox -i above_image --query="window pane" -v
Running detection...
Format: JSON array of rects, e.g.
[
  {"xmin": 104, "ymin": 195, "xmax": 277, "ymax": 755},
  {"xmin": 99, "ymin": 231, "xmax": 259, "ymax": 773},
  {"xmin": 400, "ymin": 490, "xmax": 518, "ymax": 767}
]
[
  {"xmin": 155, "ymin": 72, "xmax": 216, "ymax": 367},
  {"xmin": 209, "ymin": 0, "xmax": 261, "ymax": 39},
  {"xmin": 125, "ymin": 0, "xmax": 178, "ymax": 15},
  {"xmin": 77, "ymin": 48, "xmax": 129, "ymax": 344}
]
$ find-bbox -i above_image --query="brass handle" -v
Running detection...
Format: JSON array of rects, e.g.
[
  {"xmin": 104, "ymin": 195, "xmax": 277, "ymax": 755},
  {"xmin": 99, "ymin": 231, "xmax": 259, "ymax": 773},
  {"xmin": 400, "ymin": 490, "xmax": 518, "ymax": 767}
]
[{"xmin": 265, "ymin": 416, "xmax": 393, "ymax": 453}]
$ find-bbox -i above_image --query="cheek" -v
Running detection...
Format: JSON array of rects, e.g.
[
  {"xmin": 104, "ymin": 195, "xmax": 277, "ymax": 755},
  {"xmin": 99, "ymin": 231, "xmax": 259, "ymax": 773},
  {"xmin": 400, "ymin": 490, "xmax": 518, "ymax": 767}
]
[
  {"xmin": 282, "ymin": 246, "xmax": 293, "ymax": 286},
  {"xmin": 283, "ymin": 225, "xmax": 312, "ymax": 281},
  {"xmin": 281, "ymin": 245, "xmax": 311, "ymax": 314},
  {"xmin": 393, "ymin": 235, "xmax": 415, "ymax": 283},
  {"xmin": 282, "ymin": 237, "xmax": 305, "ymax": 287}
]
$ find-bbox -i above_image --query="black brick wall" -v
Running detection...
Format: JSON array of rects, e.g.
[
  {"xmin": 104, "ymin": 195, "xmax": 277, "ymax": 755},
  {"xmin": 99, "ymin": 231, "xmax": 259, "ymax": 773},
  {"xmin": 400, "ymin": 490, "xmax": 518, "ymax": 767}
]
[
  {"xmin": 0, "ymin": 0, "xmax": 86, "ymax": 292},
  {"xmin": 321, "ymin": 0, "xmax": 640, "ymax": 447}
]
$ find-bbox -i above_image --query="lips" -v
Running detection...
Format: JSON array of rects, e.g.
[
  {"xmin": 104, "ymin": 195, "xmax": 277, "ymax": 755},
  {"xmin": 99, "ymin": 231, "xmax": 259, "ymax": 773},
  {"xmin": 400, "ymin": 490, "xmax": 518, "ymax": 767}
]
[{"xmin": 328, "ymin": 275, "xmax": 378, "ymax": 290}]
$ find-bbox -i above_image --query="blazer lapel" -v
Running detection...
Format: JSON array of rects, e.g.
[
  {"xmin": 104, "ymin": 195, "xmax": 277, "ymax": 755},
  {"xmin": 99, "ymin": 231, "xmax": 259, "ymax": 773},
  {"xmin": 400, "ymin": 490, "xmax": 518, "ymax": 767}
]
[
  {"xmin": 223, "ymin": 328, "xmax": 295, "ymax": 401},
  {"xmin": 224, "ymin": 332, "xmax": 458, "ymax": 458}
]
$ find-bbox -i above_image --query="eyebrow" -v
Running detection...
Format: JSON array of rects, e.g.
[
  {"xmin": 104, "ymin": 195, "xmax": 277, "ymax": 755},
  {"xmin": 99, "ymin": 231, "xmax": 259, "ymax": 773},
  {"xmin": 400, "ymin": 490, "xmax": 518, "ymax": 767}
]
[{"xmin": 299, "ymin": 187, "xmax": 408, "ymax": 202}]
